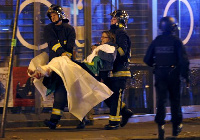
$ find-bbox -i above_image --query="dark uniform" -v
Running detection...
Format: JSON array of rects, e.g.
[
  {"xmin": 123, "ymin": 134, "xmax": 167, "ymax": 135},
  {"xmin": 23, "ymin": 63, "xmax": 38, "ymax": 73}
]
[
  {"xmin": 104, "ymin": 10, "xmax": 133, "ymax": 130},
  {"xmin": 43, "ymin": 4, "xmax": 76, "ymax": 129},
  {"xmin": 44, "ymin": 23, "xmax": 75, "ymax": 61},
  {"xmin": 144, "ymin": 16, "xmax": 189, "ymax": 139}
]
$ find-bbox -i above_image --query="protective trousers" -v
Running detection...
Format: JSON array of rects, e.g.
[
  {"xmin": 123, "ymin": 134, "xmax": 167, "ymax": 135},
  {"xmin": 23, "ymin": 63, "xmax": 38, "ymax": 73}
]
[
  {"xmin": 104, "ymin": 78, "xmax": 126, "ymax": 125},
  {"xmin": 50, "ymin": 77, "xmax": 67, "ymax": 123},
  {"xmin": 154, "ymin": 67, "xmax": 182, "ymax": 125}
]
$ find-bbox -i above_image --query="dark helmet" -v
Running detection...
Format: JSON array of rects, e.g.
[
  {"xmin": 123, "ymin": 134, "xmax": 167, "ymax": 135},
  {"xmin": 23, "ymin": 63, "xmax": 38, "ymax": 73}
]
[
  {"xmin": 159, "ymin": 16, "xmax": 178, "ymax": 32},
  {"xmin": 110, "ymin": 10, "xmax": 129, "ymax": 28},
  {"xmin": 47, "ymin": 4, "xmax": 69, "ymax": 23}
]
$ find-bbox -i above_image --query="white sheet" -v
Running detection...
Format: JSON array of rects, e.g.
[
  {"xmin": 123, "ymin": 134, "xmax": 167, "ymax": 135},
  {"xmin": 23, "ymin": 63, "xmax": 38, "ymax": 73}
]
[{"xmin": 28, "ymin": 52, "xmax": 113, "ymax": 121}]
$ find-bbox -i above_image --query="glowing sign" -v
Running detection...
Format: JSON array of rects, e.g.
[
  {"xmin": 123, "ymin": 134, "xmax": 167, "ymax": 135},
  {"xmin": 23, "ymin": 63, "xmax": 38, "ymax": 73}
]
[{"xmin": 16, "ymin": 0, "xmax": 52, "ymax": 50}]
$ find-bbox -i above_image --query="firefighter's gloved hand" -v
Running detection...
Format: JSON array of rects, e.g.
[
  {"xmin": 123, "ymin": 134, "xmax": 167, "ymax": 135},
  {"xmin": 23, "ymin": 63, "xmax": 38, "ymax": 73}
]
[{"xmin": 61, "ymin": 52, "xmax": 72, "ymax": 59}]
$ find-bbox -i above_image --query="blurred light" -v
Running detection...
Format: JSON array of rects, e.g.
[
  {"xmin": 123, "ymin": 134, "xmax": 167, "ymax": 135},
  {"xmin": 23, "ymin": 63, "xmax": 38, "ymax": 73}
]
[{"xmin": 2, "ymin": 29, "xmax": 9, "ymax": 30}]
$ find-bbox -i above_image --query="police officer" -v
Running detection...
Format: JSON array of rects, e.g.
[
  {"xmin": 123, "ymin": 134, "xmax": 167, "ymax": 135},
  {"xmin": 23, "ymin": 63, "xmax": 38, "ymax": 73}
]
[
  {"xmin": 144, "ymin": 16, "xmax": 189, "ymax": 139},
  {"xmin": 43, "ymin": 4, "xmax": 76, "ymax": 129},
  {"xmin": 103, "ymin": 10, "xmax": 133, "ymax": 130}
]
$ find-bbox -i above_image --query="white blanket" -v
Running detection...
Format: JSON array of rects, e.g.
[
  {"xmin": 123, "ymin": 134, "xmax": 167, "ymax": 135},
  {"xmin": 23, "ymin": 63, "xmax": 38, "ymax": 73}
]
[
  {"xmin": 86, "ymin": 43, "xmax": 116, "ymax": 63},
  {"xmin": 28, "ymin": 52, "xmax": 113, "ymax": 121}
]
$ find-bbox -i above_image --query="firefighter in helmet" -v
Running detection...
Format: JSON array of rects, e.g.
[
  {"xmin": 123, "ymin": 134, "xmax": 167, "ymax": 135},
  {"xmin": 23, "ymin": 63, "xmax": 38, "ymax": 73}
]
[
  {"xmin": 43, "ymin": 4, "xmax": 76, "ymax": 129},
  {"xmin": 144, "ymin": 16, "xmax": 189, "ymax": 139},
  {"xmin": 46, "ymin": 4, "xmax": 69, "ymax": 24},
  {"xmin": 110, "ymin": 9, "xmax": 129, "ymax": 28},
  {"xmin": 103, "ymin": 10, "xmax": 133, "ymax": 130}
]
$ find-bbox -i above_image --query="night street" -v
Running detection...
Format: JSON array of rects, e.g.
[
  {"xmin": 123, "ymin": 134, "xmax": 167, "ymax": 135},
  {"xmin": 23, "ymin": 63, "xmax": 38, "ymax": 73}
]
[{"xmin": 1, "ymin": 116, "xmax": 200, "ymax": 140}]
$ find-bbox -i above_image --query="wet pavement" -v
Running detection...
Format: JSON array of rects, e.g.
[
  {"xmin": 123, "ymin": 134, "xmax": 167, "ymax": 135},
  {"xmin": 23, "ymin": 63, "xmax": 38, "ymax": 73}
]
[{"xmin": 1, "ymin": 116, "xmax": 200, "ymax": 140}]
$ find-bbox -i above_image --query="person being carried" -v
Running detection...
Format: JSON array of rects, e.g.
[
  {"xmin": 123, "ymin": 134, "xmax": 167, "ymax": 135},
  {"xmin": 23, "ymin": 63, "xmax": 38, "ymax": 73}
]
[
  {"xmin": 27, "ymin": 30, "xmax": 117, "ymax": 129},
  {"xmin": 75, "ymin": 31, "xmax": 117, "ymax": 129}
]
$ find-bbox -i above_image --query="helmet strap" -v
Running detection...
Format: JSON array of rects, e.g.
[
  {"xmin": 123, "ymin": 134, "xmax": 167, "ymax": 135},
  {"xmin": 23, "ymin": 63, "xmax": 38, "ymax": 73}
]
[
  {"xmin": 118, "ymin": 23, "xmax": 124, "ymax": 28},
  {"xmin": 110, "ymin": 24, "xmax": 119, "ymax": 30},
  {"xmin": 52, "ymin": 18, "xmax": 61, "ymax": 25}
]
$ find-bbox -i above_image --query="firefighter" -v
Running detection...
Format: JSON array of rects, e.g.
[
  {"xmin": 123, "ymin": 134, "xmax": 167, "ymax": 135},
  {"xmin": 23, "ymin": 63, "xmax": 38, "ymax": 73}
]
[
  {"xmin": 104, "ymin": 10, "xmax": 133, "ymax": 130},
  {"xmin": 144, "ymin": 16, "xmax": 190, "ymax": 139},
  {"xmin": 43, "ymin": 4, "xmax": 76, "ymax": 129}
]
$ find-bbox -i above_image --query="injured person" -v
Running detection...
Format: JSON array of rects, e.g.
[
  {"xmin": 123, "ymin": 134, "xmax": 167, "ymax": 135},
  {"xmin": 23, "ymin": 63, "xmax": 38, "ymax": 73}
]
[{"xmin": 27, "ymin": 31, "xmax": 117, "ymax": 122}]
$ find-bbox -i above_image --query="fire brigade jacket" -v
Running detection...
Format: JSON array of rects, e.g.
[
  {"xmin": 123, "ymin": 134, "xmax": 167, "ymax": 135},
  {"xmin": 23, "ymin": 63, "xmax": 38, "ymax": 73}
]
[
  {"xmin": 44, "ymin": 22, "xmax": 76, "ymax": 61},
  {"xmin": 110, "ymin": 26, "xmax": 132, "ymax": 78}
]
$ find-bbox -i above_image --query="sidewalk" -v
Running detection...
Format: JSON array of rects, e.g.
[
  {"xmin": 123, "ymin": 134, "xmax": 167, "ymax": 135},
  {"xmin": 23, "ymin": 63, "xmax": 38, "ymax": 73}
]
[{"xmin": 1, "ymin": 113, "xmax": 200, "ymax": 140}]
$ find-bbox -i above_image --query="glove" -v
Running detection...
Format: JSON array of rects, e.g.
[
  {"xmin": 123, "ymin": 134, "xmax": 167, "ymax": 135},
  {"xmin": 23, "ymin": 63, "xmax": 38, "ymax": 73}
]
[{"xmin": 61, "ymin": 52, "xmax": 72, "ymax": 59}]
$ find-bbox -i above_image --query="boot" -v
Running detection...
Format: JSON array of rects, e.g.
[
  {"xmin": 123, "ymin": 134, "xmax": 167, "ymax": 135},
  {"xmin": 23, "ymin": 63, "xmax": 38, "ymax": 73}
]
[
  {"xmin": 120, "ymin": 109, "xmax": 133, "ymax": 127},
  {"xmin": 173, "ymin": 123, "xmax": 183, "ymax": 136},
  {"xmin": 44, "ymin": 119, "xmax": 57, "ymax": 129},
  {"xmin": 158, "ymin": 125, "xmax": 165, "ymax": 140},
  {"xmin": 76, "ymin": 117, "xmax": 91, "ymax": 129},
  {"xmin": 104, "ymin": 124, "xmax": 119, "ymax": 130},
  {"xmin": 76, "ymin": 121, "xmax": 85, "ymax": 129},
  {"xmin": 76, "ymin": 117, "xmax": 86, "ymax": 129}
]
